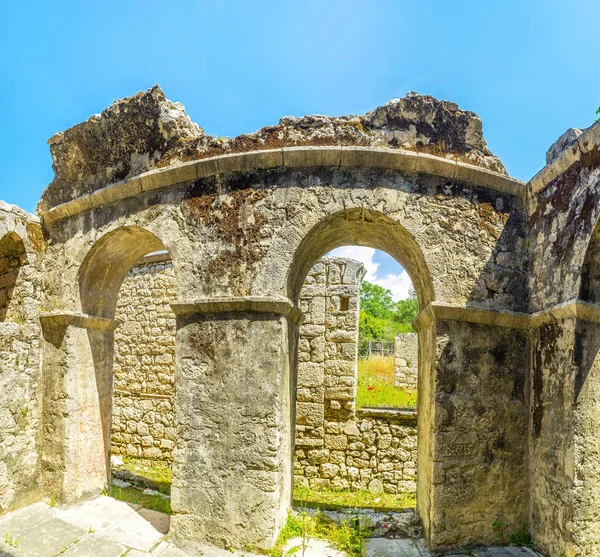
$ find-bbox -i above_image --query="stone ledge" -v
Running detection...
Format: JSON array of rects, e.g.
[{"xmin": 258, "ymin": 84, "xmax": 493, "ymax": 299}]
[
  {"xmin": 171, "ymin": 296, "xmax": 304, "ymax": 324},
  {"xmin": 113, "ymin": 389, "xmax": 172, "ymax": 400},
  {"xmin": 136, "ymin": 251, "xmax": 172, "ymax": 266},
  {"xmin": 413, "ymin": 299, "xmax": 600, "ymax": 331},
  {"xmin": 356, "ymin": 407, "xmax": 417, "ymax": 424},
  {"xmin": 40, "ymin": 311, "xmax": 121, "ymax": 332},
  {"xmin": 40, "ymin": 147, "xmax": 526, "ymax": 226}
]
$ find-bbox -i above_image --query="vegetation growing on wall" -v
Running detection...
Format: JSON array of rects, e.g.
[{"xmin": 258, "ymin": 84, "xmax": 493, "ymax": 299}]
[{"xmin": 359, "ymin": 281, "xmax": 418, "ymax": 342}]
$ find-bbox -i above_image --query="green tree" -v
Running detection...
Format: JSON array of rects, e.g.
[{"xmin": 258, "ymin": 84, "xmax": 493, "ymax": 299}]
[
  {"xmin": 359, "ymin": 281, "xmax": 419, "ymax": 342},
  {"xmin": 392, "ymin": 288, "xmax": 418, "ymax": 325},
  {"xmin": 360, "ymin": 281, "xmax": 395, "ymax": 319}
]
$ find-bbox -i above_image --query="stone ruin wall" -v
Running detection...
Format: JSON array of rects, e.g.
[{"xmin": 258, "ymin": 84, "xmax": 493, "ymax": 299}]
[
  {"xmin": 109, "ymin": 253, "xmax": 419, "ymax": 497},
  {"xmin": 111, "ymin": 253, "xmax": 177, "ymax": 461},
  {"xmin": 0, "ymin": 203, "xmax": 45, "ymax": 513},
  {"xmin": 394, "ymin": 333, "xmax": 418, "ymax": 389},
  {"xmin": 294, "ymin": 257, "xmax": 418, "ymax": 496}
]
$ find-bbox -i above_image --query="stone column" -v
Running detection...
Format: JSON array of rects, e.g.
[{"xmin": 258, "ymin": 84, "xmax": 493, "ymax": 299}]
[
  {"xmin": 417, "ymin": 306, "xmax": 530, "ymax": 549},
  {"xmin": 40, "ymin": 312, "xmax": 120, "ymax": 503},
  {"xmin": 169, "ymin": 297, "xmax": 302, "ymax": 550}
]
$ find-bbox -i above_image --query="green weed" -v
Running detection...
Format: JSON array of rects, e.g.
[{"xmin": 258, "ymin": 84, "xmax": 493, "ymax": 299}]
[{"xmin": 294, "ymin": 484, "xmax": 415, "ymax": 511}]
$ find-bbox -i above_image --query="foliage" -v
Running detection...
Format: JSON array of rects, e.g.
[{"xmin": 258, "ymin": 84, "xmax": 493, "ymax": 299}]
[
  {"xmin": 267, "ymin": 509, "xmax": 370, "ymax": 557},
  {"xmin": 109, "ymin": 485, "xmax": 172, "ymax": 514},
  {"xmin": 356, "ymin": 356, "xmax": 417, "ymax": 409},
  {"xmin": 491, "ymin": 520, "xmax": 533, "ymax": 548},
  {"xmin": 359, "ymin": 281, "xmax": 418, "ymax": 342},
  {"xmin": 360, "ymin": 281, "xmax": 396, "ymax": 319},
  {"xmin": 118, "ymin": 456, "xmax": 172, "ymax": 494},
  {"xmin": 294, "ymin": 484, "xmax": 416, "ymax": 511}
]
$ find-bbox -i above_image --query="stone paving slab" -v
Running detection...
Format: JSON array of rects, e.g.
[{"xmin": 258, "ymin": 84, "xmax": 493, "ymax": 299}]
[
  {"xmin": 59, "ymin": 533, "xmax": 126, "ymax": 557},
  {"xmin": 0, "ymin": 541, "xmax": 22, "ymax": 557},
  {"xmin": 53, "ymin": 495, "xmax": 138, "ymax": 533},
  {"xmin": 0, "ymin": 503, "xmax": 86, "ymax": 557},
  {"xmin": 137, "ymin": 508, "xmax": 171, "ymax": 535},
  {"xmin": 366, "ymin": 538, "xmax": 426, "ymax": 557},
  {"xmin": 102, "ymin": 511, "xmax": 164, "ymax": 552}
]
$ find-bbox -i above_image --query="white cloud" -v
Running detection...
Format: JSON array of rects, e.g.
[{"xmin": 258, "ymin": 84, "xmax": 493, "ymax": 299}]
[
  {"xmin": 375, "ymin": 271, "xmax": 413, "ymax": 301},
  {"xmin": 328, "ymin": 246, "xmax": 379, "ymax": 281},
  {"xmin": 328, "ymin": 246, "xmax": 413, "ymax": 301}
]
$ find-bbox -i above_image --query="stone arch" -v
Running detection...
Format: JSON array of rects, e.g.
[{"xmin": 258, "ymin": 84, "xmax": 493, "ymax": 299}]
[
  {"xmin": 285, "ymin": 208, "xmax": 436, "ymax": 533},
  {"xmin": 44, "ymin": 225, "xmax": 178, "ymax": 503},
  {"xmin": 286, "ymin": 208, "xmax": 434, "ymax": 309},
  {"xmin": 579, "ymin": 216, "xmax": 600, "ymax": 304},
  {"xmin": 79, "ymin": 226, "xmax": 173, "ymax": 319},
  {"xmin": 0, "ymin": 232, "xmax": 27, "ymax": 322}
]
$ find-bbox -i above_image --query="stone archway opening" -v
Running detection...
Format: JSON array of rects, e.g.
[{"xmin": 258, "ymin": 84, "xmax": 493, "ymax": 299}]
[
  {"xmin": 293, "ymin": 247, "xmax": 420, "ymax": 515},
  {"xmin": 74, "ymin": 227, "xmax": 177, "ymax": 527},
  {"xmin": 287, "ymin": 210, "xmax": 436, "ymax": 542},
  {"xmin": 109, "ymin": 249, "xmax": 177, "ymax": 524},
  {"xmin": 0, "ymin": 232, "xmax": 26, "ymax": 322},
  {"xmin": 294, "ymin": 246, "xmax": 418, "ymax": 516}
]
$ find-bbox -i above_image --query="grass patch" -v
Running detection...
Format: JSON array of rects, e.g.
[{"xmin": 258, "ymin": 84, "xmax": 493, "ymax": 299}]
[
  {"xmin": 109, "ymin": 485, "xmax": 172, "ymax": 514},
  {"xmin": 294, "ymin": 484, "xmax": 416, "ymax": 511},
  {"xmin": 264, "ymin": 510, "xmax": 369, "ymax": 557},
  {"xmin": 118, "ymin": 456, "xmax": 172, "ymax": 494},
  {"xmin": 356, "ymin": 356, "xmax": 417, "ymax": 409}
]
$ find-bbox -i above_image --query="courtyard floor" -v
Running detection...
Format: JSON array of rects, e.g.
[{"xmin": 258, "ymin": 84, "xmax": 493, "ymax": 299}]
[{"xmin": 0, "ymin": 497, "xmax": 544, "ymax": 557}]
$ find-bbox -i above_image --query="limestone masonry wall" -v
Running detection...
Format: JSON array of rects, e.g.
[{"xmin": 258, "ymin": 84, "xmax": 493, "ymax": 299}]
[
  {"xmin": 18, "ymin": 86, "xmax": 600, "ymax": 552},
  {"xmin": 111, "ymin": 254, "xmax": 177, "ymax": 461},
  {"xmin": 394, "ymin": 333, "xmax": 418, "ymax": 389},
  {"xmin": 0, "ymin": 203, "xmax": 45, "ymax": 514},
  {"xmin": 294, "ymin": 257, "xmax": 418, "ymax": 496}
]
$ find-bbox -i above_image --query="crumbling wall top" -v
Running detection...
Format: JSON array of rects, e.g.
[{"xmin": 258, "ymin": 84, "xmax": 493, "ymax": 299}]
[{"xmin": 39, "ymin": 86, "xmax": 507, "ymax": 212}]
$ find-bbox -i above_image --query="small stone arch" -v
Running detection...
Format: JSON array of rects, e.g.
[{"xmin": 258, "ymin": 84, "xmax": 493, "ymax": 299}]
[
  {"xmin": 0, "ymin": 232, "xmax": 27, "ymax": 322},
  {"xmin": 79, "ymin": 226, "xmax": 175, "ymax": 319},
  {"xmin": 286, "ymin": 208, "xmax": 434, "ymax": 309}
]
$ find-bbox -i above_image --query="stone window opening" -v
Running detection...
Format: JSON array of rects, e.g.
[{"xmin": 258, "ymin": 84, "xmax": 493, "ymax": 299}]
[
  {"xmin": 0, "ymin": 232, "xmax": 26, "ymax": 322},
  {"xmin": 339, "ymin": 295, "xmax": 350, "ymax": 311}
]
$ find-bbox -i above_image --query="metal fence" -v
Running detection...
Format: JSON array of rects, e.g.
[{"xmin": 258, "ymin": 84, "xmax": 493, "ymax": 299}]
[{"xmin": 358, "ymin": 340, "xmax": 394, "ymax": 358}]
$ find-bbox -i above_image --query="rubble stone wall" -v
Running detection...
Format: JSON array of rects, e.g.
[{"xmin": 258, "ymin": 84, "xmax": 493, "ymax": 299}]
[
  {"xmin": 294, "ymin": 257, "xmax": 418, "ymax": 496},
  {"xmin": 32, "ymin": 86, "xmax": 600, "ymax": 551},
  {"xmin": 394, "ymin": 333, "xmax": 418, "ymax": 389},
  {"xmin": 111, "ymin": 254, "xmax": 177, "ymax": 461},
  {"xmin": 0, "ymin": 203, "xmax": 45, "ymax": 514}
]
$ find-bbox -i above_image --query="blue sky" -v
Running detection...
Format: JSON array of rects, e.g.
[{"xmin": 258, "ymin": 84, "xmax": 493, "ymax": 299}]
[{"xmin": 2, "ymin": 0, "xmax": 599, "ymax": 296}]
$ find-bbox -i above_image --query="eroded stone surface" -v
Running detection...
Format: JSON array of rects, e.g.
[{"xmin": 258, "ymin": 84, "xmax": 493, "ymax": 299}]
[
  {"xmin": 3, "ymin": 86, "xmax": 600, "ymax": 555},
  {"xmin": 39, "ymin": 87, "xmax": 506, "ymax": 211}
]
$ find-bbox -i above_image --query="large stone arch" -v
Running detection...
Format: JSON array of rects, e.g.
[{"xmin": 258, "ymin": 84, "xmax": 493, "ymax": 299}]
[
  {"xmin": 285, "ymin": 207, "xmax": 434, "ymax": 308},
  {"xmin": 41, "ymin": 225, "xmax": 176, "ymax": 504},
  {"xmin": 285, "ymin": 208, "xmax": 437, "ymax": 536}
]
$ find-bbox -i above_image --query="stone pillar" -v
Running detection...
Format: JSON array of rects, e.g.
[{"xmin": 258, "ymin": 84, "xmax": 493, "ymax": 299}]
[
  {"xmin": 40, "ymin": 312, "xmax": 120, "ymax": 503},
  {"xmin": 528, "ymin": 311, "xmax": 600, "ymax": 557},
  {"xmin": 424, "ymin": 313, "xmax": 529, "ymax": 549},
  {"xmin": 169, "ymin": 297, "xmax": 301, "ymax": 550},
  {"xmin": 394, "ymin": 332, "xmax": 419, "ymax": 389}
]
